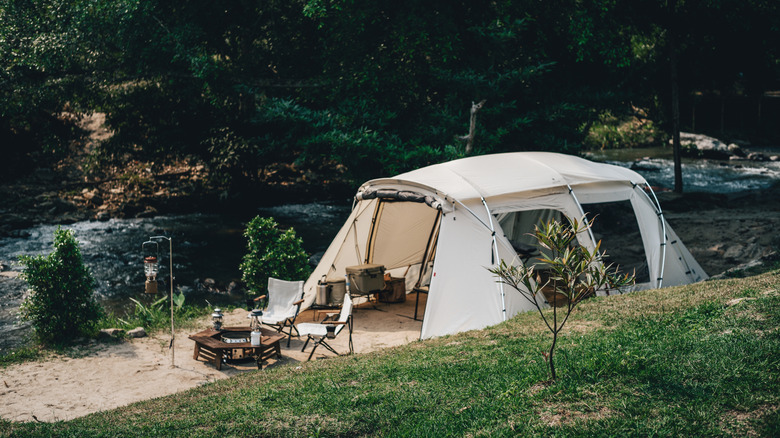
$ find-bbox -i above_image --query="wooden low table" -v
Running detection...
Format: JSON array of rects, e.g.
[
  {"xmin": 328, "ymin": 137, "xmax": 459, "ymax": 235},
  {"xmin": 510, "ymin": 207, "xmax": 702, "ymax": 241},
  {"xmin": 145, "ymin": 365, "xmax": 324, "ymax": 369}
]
[{"xmin": 189, "ymin": 326, "xmax": 285, "ymax": 370}]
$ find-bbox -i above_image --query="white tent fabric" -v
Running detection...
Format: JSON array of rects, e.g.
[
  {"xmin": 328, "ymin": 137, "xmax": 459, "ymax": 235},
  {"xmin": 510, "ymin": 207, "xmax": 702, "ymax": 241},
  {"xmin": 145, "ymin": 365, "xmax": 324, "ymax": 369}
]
[{"xmin": 303, "ymin": 152, "xmax": 707, "ymax": 339}]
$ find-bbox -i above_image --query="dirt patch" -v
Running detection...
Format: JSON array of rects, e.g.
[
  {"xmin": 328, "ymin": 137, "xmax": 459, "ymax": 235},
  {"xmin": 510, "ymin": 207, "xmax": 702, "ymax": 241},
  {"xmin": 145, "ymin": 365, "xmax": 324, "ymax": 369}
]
[
  {"xmin": 720, "ymin": 404, "xmax": 778, "ymax": 437},
  {"xmin": 538, "ymin": 403, "xmax": 616, "ymax": 427},
  {"xmin": 562, "ymin": 320, "xmax": 604, "ymax": 334}
]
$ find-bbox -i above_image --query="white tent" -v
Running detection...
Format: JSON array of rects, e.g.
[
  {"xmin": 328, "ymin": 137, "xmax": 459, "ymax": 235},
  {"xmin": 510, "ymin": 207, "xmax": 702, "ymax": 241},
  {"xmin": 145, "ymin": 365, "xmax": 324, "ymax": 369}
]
[{"xmin": 303, "ymin": 152, "xmax": 707, "ymax": 339}]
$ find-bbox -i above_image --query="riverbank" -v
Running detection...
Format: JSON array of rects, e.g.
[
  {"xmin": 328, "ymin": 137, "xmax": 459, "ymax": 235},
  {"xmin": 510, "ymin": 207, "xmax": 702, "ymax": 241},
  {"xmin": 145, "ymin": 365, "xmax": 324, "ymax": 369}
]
[
  {"xmin": 657, "ymin": 185, "xmax": 780, "ymax": 277},
  {"xmin": 0, "ymin": 114, "xmax": 354, "ymax": 238}
]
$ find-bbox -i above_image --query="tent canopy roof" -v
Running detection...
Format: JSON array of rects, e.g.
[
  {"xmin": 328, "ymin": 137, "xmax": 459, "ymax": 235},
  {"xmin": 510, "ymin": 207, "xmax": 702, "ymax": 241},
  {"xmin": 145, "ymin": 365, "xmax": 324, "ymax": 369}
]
[{"xmin": 362, "ymin": 152, "xmax": 647, "ymax": 202}]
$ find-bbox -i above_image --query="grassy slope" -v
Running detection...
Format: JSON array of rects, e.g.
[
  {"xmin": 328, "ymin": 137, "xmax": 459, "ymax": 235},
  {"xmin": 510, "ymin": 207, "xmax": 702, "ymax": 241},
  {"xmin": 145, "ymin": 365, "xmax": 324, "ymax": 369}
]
[{"xmin": 2, "ymin": 269, "xmax": 778, "ymax": 437}]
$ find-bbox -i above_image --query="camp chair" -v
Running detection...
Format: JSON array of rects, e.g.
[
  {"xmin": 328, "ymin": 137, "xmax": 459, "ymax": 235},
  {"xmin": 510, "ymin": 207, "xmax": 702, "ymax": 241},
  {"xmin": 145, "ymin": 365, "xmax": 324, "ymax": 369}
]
[
  {"xmin": 297, "ymin": 293, "xmax": 353, "ymax": 361},
  {"xmin": 255, "ymin": 277, "xmax": 305, "ymax": 347},
  {"xmin": 413, "ymin": 260, "xmax": 434, "ymax": 320}
]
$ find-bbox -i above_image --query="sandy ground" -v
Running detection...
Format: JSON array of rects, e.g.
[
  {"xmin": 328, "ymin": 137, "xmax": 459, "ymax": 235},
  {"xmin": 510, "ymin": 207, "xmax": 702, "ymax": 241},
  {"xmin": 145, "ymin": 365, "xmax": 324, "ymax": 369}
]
[{"xmin": 0, "ymin": 294, "xmax": 426, "ymax": 423}]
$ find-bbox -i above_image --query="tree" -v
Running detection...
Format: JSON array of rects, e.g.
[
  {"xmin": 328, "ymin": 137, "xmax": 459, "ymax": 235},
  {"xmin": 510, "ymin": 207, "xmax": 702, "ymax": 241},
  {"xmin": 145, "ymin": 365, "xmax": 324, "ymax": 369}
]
[
  {"xmin": 240, "ymin": 217, "xmax": 311, "ymax": 297},
  {"xmin": 571, "ymin": 0, "xmax": 780, "ymax": 191},
  {"xmin": 489, "ymin": 217, "xmax": 634, "ymax": 381},
  {"xmin": 19, "ymin": 227, "xmax": 103, "ymax": 345}
]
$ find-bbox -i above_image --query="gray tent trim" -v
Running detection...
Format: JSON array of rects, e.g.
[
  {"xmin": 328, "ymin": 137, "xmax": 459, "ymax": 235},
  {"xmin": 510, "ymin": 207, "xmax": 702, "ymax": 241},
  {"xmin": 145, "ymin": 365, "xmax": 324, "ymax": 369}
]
[{"xmin": 356, "ymin": 189, "xmax": 443, "ymax": 210}]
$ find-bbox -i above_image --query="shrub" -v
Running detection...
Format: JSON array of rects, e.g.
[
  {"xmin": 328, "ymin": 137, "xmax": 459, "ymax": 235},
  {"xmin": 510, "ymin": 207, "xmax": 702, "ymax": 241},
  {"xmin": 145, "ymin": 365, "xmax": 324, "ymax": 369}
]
[
  {"xmin": 489, "ymin": 216, "xmax": 634, "ymax": 380},
  {"xmin": 19, "ymin": 227, "xmax": 103, "ymax": 345},
  {"xmin": 240, "ymin": 216, "xmax": 311, "ymax": 297}
]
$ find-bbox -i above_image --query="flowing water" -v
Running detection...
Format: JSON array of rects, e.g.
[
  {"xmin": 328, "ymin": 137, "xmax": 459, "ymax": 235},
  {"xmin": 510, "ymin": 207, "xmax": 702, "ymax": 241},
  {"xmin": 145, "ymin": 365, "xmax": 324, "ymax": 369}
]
[
  {"xmin": 0, "ymin": 202, "xmax": 351, "ymax": 353},
  {"xmin": 2, "ymin": 147, "xmax": 779, "ymax": 353},
  {"xmin": 584, "ymin": 146, "xmax": 780, "ymax": 193}
]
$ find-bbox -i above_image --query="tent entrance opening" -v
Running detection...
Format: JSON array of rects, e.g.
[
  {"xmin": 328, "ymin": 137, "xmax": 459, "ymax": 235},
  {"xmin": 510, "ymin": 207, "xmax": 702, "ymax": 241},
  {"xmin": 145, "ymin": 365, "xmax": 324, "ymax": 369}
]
[{"xmin": 366, "ymin": 200, "xmax": 440, "ymax": 322}]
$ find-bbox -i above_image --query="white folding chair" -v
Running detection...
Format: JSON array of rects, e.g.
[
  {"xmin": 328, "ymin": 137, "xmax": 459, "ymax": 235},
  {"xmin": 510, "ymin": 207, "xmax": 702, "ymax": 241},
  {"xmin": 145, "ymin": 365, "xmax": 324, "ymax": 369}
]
[
  {"xmin": 297, "ymin": 294, "xmax": 353, "ymax": 360},
  {"xmin": 257, "ymin": 277, "xmax": 305, "ymax": 347}
]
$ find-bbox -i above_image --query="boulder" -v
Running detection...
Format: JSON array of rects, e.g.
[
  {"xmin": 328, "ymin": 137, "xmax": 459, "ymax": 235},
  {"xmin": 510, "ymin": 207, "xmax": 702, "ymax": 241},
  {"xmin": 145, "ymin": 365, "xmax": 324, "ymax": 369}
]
[
  {"xmin": 99, "ymin": 328, "xmax": 124, "ymax": 339},
  {"xmin": 127, "ymin": 327, "xmax": 147, "ymax": 338},
  {"xmin": 675, "ymin": 133, "xmax": 731, "ymax": 159},
  {"xmin": 747, "ymin": 152, "xmax": 769, "ymax": 162},
  {"xmin": 227, "ymin": 281, "xmax": 243, "ymax": 294},
  {"xmin": 727, "ymin": 143, "xmax": 745, "ymax": 157}
]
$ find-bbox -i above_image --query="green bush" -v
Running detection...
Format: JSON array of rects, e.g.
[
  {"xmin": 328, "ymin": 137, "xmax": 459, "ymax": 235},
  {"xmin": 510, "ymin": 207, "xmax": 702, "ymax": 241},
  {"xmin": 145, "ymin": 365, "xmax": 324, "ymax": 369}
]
[
  {"xmin": 240, "ymin": 216, "xmax": 311, "ymax": 297},
  {"xmin": 583, "ymin": 110, "xmax": 664, "ymax": 150},
  {"xmin": 19, "ymin": 227, "xmax": 103, "ymax": 345}
]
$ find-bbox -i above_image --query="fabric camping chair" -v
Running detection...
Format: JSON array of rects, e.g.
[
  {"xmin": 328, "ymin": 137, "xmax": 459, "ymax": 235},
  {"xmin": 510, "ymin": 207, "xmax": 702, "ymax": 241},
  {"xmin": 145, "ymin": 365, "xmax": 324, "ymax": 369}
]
[
  {"xmin": 257, "ymin": 277, "xmax": 305, "ymax": 347},
  {"xmin": 297, "ymin": 293, "xmax": 354, "ymax": 361}
]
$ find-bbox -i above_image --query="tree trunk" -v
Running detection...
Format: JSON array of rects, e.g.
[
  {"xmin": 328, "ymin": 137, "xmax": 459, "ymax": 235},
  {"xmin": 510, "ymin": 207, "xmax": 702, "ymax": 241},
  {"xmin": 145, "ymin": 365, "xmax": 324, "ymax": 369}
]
[
  {"xmin": 464, "ymin": 100, "xmax": 486, "ymax": 154},
  {"xmin": 669, "ymin": 18, "xmax": 683, "ymax": 193},
  {"xmin": 549, "ymin": 331, "xmax": 557, "ymax": 381}
]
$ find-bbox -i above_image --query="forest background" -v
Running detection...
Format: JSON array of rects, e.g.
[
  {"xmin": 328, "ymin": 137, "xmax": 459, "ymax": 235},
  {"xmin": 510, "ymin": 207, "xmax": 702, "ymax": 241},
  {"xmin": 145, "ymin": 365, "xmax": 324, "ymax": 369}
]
[{"xmin": 1, "ymin": 0, "xmax": 779, "ymax": 208}]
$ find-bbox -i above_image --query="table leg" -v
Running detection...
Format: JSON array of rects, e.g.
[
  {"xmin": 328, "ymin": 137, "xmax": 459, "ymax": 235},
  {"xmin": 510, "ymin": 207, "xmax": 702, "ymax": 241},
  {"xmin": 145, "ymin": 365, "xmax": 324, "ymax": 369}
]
[{"xmin": 193, "ymin": 344, "xmax": 201, "ymax": 360}]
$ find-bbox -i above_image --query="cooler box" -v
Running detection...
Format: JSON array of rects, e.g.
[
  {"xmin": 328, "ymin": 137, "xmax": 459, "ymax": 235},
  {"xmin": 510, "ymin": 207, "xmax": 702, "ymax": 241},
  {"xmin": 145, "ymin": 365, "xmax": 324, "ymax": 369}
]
[{"xmin": 346, "ymin": 264, "xmax": 385, "ymax": 295}]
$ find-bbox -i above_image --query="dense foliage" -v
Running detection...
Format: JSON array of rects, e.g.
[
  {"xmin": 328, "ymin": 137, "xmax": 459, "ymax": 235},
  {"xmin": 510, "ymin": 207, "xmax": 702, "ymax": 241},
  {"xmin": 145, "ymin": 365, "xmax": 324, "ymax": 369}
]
[
  {"xmin": 18, "ymin": 227, "xmax": 103, "ymax": 345},
  {"xmin": 240, "ymin": 216, "xmax": 311, "ymax": 296},
  {"xmin": 1, "ymin": 0, "xmax": 778, "ymax": 186}
]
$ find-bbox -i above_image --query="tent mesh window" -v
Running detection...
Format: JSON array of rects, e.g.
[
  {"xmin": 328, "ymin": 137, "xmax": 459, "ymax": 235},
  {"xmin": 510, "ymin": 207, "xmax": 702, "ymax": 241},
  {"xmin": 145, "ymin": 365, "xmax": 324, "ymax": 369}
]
[{"xmin": 582, "ymin": 201, "xmax": 651, "ymax": 284}]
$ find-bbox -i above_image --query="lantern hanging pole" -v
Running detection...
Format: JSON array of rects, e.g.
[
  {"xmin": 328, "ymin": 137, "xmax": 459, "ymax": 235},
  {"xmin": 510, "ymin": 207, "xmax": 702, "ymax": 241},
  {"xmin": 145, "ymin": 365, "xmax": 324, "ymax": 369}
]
[{"xmin": 151, "ymin": 235, "xmax": 174, "ymax": 368}]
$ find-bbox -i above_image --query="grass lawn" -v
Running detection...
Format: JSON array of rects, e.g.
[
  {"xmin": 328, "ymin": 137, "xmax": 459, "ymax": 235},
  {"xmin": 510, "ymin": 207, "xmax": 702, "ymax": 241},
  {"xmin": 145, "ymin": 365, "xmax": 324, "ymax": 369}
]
[{"xmin": 2, "ymin": 269, "xmax": 778, "ymax": 437}]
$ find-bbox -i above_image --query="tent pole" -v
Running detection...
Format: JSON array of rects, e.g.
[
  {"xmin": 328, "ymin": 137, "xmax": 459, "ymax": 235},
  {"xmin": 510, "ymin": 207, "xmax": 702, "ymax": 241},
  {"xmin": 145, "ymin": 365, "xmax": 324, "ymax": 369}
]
[
  {"xmin": 364, "ymin": 200, "xmax": 383, "ymax": 264},
  {"xmin": 640, "ymin": 183, "xmax": 667, "ymax": 288},
  {"xmin": 413, "ymin": 211, "xmax": 441, "ymax": 323},
  {"xmin": 567, "ymin": 185, "xmax": 597, "ymax": 249},
  {"xmin": 480, "ymin": 197, "xmax": 507, "ymax": 321},
  {"xmin": 349, "ymin": 204, "xmax": 371, "ymax": 265}
]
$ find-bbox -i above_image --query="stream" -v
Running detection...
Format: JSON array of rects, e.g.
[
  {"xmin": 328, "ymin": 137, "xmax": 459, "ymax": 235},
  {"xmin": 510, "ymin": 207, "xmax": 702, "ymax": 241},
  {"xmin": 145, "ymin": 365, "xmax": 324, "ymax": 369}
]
[
  {"xmin": 0, "ymin": 202, "xmax": 351, "ymax": 353},
  {"xmin": 1, "ymin": 146, "xmax": 779, "ymax": 353},
  {"xmin": 584, "ymin": 146, "xmax": 780, "ymax": 193}
]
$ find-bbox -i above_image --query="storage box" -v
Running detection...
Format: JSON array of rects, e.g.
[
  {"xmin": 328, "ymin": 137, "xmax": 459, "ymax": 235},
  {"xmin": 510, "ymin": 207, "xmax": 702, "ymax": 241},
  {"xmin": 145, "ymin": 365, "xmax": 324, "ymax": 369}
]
[
  {"xmin": 379, "ymin": 277, "xmax": 406, "ymax": 303},
  {"xmin": 345, "ymin": 263, "xmax": 385, "ymax": 295}
]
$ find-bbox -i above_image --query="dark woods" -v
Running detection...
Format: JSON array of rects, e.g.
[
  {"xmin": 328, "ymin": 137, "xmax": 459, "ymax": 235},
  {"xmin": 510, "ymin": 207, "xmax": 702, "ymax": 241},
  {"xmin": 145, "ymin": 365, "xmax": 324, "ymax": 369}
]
[{"xmin": 1, "ymin": 0, "xmax": 778, "ymax": 190}]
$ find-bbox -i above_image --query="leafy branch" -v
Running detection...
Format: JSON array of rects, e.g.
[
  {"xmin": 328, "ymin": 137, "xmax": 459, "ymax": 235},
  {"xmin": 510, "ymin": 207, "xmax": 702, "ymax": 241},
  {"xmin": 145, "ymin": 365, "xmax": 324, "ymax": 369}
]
[{"xmin": 489, "ymin": 215, "xmax": 634, "ymax": 380}]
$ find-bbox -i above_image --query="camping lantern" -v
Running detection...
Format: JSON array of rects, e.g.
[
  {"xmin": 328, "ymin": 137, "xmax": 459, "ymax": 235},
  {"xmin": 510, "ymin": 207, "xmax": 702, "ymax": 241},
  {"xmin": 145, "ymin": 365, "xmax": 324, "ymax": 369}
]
[
  {"xmin": 249, "ymin": 309, "xmax": 263, "ymax": 346},
  {"xmin": 142, "ymin": 240, "xmax": 159, "ymax": 294},
  {"xmin": 211, "ymin": 308, "xmax": 223, "ymax": 331}
]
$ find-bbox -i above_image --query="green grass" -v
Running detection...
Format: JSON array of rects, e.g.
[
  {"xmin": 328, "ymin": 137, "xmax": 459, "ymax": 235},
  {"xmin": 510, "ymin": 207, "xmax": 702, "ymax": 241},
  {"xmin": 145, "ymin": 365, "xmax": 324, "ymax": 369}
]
[
  {"xmin": 2, "ymin": 270, "xmax": 778, "ymax": 437},
  {"xmin": 96, "ymin": 299, "xmax": 226, "ymax": 334},
  {"xmin": 0, "ymin": 345, "xmax": 45, "ymax": 367}
]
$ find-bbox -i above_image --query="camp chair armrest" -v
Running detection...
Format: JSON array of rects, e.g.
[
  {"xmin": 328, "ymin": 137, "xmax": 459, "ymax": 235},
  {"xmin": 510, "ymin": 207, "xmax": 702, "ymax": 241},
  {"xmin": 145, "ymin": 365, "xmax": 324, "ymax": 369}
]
[
  {"xmin": 320, "ymin": 321, "xmax": 348, "ymax": 325},
  {"xmin": 292, "ymin": 298, "xmax": 305, "ymax": 306},
  {"xmin": 253, "ymin": 294, "xmax": 268, "ymax": 301}
]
